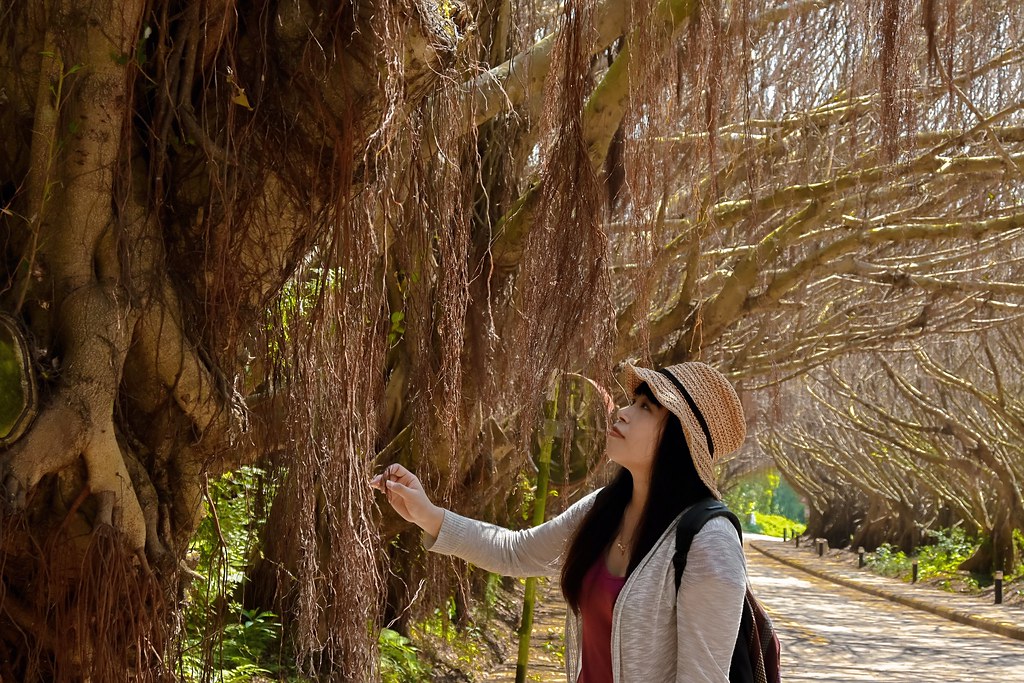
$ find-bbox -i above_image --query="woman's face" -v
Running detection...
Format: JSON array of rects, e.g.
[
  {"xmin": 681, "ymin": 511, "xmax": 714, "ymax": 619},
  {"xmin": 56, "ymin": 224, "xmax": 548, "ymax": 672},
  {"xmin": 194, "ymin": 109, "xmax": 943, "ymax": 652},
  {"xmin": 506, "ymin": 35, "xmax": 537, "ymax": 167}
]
[{"xmin": 606, "ymin": 391, "xmax": 669, "ymax": 474}]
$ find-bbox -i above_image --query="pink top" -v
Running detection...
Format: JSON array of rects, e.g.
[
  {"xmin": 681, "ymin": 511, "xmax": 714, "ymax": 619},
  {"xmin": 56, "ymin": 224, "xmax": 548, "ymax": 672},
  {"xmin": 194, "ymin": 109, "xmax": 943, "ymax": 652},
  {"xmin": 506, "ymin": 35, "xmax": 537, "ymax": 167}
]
[{"xmin": 577, "ymin": 555, "xmax": 627, "ymax": 683}]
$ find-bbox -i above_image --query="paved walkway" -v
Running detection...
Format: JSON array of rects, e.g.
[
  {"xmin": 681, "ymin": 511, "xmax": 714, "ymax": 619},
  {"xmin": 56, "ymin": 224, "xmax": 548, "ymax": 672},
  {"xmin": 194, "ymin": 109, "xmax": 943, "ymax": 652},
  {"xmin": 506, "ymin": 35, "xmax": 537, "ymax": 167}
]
[
  {"xmin": 747, "ymin": 539, "xmax": 1024, "ymax": 682},
  {"xmin": 751, "ymin": 538, "xmax": 1024, "ymax": 641}
]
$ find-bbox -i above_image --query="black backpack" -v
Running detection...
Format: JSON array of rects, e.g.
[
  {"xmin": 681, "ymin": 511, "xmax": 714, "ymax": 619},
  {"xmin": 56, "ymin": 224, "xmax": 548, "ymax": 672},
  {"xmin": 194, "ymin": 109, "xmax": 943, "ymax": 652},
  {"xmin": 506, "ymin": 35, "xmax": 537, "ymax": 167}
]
[{"xmin": 673, "ymin": 500, "xmax": 782, "ymax": 683}]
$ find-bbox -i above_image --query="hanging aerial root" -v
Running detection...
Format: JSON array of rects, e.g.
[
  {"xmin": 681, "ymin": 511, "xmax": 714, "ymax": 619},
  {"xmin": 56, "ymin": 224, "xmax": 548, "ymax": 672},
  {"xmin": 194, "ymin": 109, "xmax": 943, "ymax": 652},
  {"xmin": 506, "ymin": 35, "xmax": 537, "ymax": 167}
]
[{"xmin": 39, "ymin": 524, "xmax": 168, "ymax": 681}]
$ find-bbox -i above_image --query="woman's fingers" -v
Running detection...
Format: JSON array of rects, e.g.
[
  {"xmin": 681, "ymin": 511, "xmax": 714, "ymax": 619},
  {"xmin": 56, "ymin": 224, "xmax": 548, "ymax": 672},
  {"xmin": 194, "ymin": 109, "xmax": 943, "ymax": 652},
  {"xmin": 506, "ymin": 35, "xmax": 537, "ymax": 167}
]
[
  {"xmin": 369, "ymin": 466, "xmax": 399, "ymax": 483},
  {"xmin": 383, "ymin": 463, "xmax": 408, "ymax": 478},
  {"xmin": 389, "ymin": 467, "xmax": 418, "ymax": 488},
  {"xmin": 368, "ymin": 469, "xmax": 438, "ymax": 529},
  {"xmin": 386, "ymin": 479, "xmax": 417, "ymax": 498},
  {"xmin": 370, "ymin": 464, "xmax": 420, "ymax": 491}
]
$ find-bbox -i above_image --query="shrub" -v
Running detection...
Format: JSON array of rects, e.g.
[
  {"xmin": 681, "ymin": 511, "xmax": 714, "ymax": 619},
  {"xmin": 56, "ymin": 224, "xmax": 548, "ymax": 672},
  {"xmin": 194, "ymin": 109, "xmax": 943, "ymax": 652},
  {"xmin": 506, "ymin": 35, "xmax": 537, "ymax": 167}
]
[
  {"xmin": 866, "ymin": 543, "xmax": 910, "ymax": 578},
  {"xmin": 917, "ymin": 527, "xmax": 978, "ymax": 576},
  {"xmin": 379, "ymin": 628, "xmax": 431, "ymax": 682}
]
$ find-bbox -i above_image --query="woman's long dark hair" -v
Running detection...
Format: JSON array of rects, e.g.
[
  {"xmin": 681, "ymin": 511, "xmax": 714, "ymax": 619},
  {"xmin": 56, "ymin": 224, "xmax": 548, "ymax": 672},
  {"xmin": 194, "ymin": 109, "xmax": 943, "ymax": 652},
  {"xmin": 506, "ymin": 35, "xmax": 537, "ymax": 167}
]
[{"xmin": 560, "ymin": 382, "xmax": 714, "ymax": 612}]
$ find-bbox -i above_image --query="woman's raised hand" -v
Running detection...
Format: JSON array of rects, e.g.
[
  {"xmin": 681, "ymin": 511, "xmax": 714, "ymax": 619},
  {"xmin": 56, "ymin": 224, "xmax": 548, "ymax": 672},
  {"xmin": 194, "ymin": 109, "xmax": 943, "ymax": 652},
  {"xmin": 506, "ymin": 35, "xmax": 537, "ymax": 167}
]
[{"xmin": 368, "ymin": 464, "xmax": 445, "ymax": 539}]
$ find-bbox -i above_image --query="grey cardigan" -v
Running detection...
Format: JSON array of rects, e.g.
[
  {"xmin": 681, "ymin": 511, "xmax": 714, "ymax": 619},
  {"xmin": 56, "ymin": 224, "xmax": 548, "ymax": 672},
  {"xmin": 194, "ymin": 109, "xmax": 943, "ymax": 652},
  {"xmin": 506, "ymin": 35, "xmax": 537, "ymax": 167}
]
[{"xmin": 423, "ymin": 489, "xmax": 747, "ymax": 682}]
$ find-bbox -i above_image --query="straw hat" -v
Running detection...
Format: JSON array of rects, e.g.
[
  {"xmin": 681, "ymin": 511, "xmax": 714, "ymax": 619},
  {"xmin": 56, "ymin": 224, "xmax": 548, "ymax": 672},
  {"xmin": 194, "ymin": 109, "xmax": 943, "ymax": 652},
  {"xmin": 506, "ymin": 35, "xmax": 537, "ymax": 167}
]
[{"xmin": 624, "ymin": 362, "xmax": 746, "ymax": 499}]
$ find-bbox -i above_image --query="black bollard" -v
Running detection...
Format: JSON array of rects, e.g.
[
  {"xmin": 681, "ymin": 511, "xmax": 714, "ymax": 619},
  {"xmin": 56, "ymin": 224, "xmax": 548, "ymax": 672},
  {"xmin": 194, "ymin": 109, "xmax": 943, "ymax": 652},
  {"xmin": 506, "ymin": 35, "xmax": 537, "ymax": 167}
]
[
  {"xmin": 858, "ymin": 546, "xmax": 865, "ymax": 568},
  {"xmin": 995, "ymin": 571, "xmax": 1004, "ymax": 605},
  {"xmin": 783, "ymin": 528, "xmax": 788, "ymax": 542},
  {"xmin": 817, "ymin": 539, "xmax": 824, "ymax": 557},
  {"xmin": 912, "ymin": 559, "xmax": 919, "ymax": 584},
  {"xmin": 795, "ymin": 535, "xmax": 800, "ymax": 548}
]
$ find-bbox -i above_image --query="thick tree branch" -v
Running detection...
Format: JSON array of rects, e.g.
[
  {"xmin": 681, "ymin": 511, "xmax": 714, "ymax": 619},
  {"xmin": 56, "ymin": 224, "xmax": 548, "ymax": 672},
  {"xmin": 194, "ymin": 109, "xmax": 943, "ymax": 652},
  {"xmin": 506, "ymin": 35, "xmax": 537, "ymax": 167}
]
[{"xmin": 489, "ymin": 0, "xmax": 700, "ymax": 273}]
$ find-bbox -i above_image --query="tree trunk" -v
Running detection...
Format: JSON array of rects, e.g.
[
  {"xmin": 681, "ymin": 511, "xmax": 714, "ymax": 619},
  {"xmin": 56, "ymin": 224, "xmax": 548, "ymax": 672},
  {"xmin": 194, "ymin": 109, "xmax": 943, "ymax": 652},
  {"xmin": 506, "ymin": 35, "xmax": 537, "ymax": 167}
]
[
  {"xmin": 960, "ymin": 514, "xmax": 1019, "ymax": 575},
  {"xmin": 0, "ymin": 0, "xmax": 457, "ymax": 678}
]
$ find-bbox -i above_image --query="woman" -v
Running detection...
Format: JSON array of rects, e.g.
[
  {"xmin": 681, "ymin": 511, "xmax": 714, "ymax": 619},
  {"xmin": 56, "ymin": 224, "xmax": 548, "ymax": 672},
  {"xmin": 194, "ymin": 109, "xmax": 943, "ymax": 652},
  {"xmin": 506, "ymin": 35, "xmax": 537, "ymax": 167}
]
[{"xmin": 370, "ymin": 362, "xmax": 748, "ymax": 682}]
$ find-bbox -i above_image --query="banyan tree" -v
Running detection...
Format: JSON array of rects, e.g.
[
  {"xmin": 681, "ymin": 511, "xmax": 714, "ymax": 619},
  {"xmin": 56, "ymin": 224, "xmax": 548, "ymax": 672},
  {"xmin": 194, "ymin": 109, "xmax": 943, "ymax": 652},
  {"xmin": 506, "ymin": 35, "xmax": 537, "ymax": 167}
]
[
  {"xmin": 1, "ymin": 0, "xmax": 1022, "ymax": 679},
  {"xmin": 769, "ymin": 331, "xmax": 1024, "ymax": 572}
]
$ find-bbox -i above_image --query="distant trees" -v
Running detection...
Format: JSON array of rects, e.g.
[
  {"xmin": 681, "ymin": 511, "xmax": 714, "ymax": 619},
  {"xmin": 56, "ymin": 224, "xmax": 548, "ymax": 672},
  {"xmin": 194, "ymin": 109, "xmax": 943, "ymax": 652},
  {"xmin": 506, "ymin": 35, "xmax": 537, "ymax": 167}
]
[{"xmin": 768, "ymin": 329, "xmax": 1024, "ymax": 572}]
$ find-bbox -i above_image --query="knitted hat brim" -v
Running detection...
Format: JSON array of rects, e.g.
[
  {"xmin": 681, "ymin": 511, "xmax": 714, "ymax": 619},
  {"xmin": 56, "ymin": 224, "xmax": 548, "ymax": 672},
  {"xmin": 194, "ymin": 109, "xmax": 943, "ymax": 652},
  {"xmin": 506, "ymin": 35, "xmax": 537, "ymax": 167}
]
[{"xmin": 624, "ymin": 364, "xmax": 728, "ymax": 499}]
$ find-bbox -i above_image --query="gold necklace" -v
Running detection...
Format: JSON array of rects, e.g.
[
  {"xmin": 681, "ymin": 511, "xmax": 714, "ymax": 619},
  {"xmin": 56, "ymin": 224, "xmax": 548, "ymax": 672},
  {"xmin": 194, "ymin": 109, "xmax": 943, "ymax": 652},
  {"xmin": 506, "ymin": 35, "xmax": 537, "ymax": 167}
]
[{"xmin": 616, "ymin": 511, "xmax": 636, "ymax": 555}]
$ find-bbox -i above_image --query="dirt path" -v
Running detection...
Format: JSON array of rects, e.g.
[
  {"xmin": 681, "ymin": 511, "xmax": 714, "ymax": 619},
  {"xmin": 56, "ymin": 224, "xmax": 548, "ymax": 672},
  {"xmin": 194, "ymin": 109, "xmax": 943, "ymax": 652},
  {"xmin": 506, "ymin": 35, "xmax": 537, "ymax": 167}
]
[{"xmin": 478, "ymin": 578, "xmax": 568, "ymax": 682}]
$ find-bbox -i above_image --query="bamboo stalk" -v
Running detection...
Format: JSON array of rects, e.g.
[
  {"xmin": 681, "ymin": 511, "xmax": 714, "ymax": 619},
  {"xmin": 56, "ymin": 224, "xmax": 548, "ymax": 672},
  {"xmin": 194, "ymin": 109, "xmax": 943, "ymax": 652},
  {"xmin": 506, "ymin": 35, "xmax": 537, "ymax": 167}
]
[{"xmin": 515, "ymin": 381, "xmax": 559, "ymax": 683}]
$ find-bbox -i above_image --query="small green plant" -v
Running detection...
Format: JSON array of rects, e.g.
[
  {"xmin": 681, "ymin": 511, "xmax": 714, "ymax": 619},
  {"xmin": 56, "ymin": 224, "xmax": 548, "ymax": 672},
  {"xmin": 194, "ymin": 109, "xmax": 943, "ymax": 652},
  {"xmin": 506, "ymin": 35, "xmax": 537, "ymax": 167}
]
[
  {"xmin": 916, "ymin": 527, "xmax": 978, "ymax": 582},
  {"xmin": 413, "ymin": 596, "xmax": 489, "ymax": 668},
  {"xmin": 540, "ymin": 628, "xmax": 566, "ymax": 665},
  {"xmin": 866, "ymin": 543, "xmax": 911, "ymax": 578},
  {"xmin": 218, "ymin": 608, "xmax": 283, "ymax": 669},
  {"xmin": 379, "ymin": 628, "xmax": 431, "ymax": 682},
  {"xmin": 480, "ymin": 572, "xmax": 502, "ymax": 622}
]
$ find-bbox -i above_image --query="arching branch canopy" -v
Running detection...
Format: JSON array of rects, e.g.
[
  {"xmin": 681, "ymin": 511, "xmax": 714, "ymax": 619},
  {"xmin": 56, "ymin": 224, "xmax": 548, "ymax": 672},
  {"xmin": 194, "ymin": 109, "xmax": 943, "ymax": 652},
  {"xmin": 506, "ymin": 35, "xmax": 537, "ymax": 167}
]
[{"xmin": 0, "ymin": 0, "xmax": 1022, "ymax": 678}]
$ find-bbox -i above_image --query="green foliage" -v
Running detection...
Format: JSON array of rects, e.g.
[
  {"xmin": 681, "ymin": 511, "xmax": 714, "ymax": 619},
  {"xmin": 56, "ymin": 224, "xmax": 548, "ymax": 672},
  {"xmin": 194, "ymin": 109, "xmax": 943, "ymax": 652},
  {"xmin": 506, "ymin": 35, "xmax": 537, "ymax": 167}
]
[
  {"xmin": 916, "ymin": 527, "xmax": 978, "ymax": 580},
  {"xmin": 112, "ymin": 24, "xmax": 153, "ymax": 67},
  {"xmin": 533, "ymin": 375, "xmax": 609, "ymax": 486},
  {"xmin": 413, "ymin": 597, "xmax": 487, "ymax": 669},
  {"xmin": 274, "ymin": 268, "xmax": 342, "ymax": 339},
  {"xmin": 0, "ymin": 329, "xmax": 26, "ymax": 437},
  {"xmin": 723, "ymin": 469, "xmax": 805, "ymax": 523},
  {"xmin": 379, "ymin": 628, "xmax": 431, "ymax": 682},
  {"xmin": 867, "ymin": 527, "xmax": 981, "ymax": 589},
  {"xmin": 517, "ymin": 470, "xmax": 536, "ymax": 522},
  {"xmin": 866, "ymin": 543, "xmax": 910, "ymax": 578},
  {"xmin": 1014, "ymin": 529, "xmax": 1024, "ymax": 579},
  {"xmin": 745, "ymin": 513, "xmax": 806, "ymax": 538},
  {"xmin": 387, "ymin": 311, "xmax": 406, "ymax": 347},
  {"xmin": 482, "ymin": 572, "xmax": 502, "ymax": 617},
  {"xmin": 541, "ymin": 636, "xmax": 566, "ymax": 664},
  {"xmin": 723, "ymin": 470, "xmax": 775, "ymax": 515},
  {"xmin": 178, "ymin": 466, "xmax": 450, "ymax": 681},
  {"xmin": 917, "ymin": 528, "xmax": 978, "ymax": 589},
  {"xmin": 179, "ymin": 467, "xmax": 297, "ymax": 681},
  {"xmin": 769, "ymin": 478, "xmax": 806, "ymax": 523}
]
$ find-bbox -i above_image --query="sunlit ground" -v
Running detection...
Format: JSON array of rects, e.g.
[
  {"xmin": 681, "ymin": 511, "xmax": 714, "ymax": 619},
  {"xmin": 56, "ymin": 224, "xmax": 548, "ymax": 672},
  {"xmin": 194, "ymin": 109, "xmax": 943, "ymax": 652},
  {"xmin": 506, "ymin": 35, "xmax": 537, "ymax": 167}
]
[{"xmin": 748, "ymin": 545, "xmax": 1024, "ymax": 682}]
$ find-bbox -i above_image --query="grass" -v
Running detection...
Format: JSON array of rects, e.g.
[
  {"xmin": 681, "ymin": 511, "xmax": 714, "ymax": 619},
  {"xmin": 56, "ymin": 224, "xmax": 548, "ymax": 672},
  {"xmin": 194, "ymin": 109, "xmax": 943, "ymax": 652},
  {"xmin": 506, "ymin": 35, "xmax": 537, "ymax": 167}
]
[{"xmin": 744, "ymin": 513, "xmax": 806, "ymax": 539}]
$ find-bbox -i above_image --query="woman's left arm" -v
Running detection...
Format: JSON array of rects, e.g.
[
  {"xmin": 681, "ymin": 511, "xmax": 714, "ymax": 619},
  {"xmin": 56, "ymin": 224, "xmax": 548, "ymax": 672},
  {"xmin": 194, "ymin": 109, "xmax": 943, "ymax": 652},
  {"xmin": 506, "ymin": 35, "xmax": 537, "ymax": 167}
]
[{"xmin": 675, "ymin": 517, "xmax": 747, "ymax": 683}]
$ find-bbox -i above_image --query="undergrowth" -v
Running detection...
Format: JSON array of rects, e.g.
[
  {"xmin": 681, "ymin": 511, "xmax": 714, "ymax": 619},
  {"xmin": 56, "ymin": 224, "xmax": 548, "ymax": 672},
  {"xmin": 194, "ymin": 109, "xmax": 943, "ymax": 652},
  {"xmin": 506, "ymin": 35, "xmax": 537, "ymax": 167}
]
[
  {"xmin": 414, "ymin": 595, "xmax": 489, "ymax": 669},
  {"xmin": 379, "ymin": 628, "xmax": 432, "ymax": 682},
  {"xmin": 179, "ymin": 468, "xmax": 514, "ymax": 682},
  {"xmin": 866, "ymin": 527, "xmax": 984, "ymax": 589},
  {"xmin": 178, "ymin": 466, "xmax": 300, "ymax": 682}
]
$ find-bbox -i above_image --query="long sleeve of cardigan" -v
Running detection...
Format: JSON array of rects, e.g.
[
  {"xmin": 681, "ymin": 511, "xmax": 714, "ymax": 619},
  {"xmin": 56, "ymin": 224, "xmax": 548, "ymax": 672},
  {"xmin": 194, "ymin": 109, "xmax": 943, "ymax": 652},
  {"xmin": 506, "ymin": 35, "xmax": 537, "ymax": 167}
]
[
  {"xmin": 674, "ymin": 516, "xmax": 748, "ymax": 683},
  {"xmin": 422, "ymin": 490, "xmax": 600, "ymax": 577}
]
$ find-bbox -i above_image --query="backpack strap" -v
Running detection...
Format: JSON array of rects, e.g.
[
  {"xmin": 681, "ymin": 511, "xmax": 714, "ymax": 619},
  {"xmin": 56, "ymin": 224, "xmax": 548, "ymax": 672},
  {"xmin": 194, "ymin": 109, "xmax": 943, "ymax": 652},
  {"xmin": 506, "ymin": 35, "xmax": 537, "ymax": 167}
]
[{"xmin": 673, "ymin": 499, "xmax": 743, "ymax": 591}]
